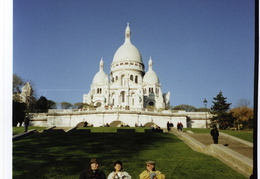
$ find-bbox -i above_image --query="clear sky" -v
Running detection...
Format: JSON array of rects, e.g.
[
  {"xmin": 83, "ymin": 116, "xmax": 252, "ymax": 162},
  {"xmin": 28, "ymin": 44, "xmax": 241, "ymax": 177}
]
[{"xmin": 13, "ymin": 0, "xmax": 255, "ymax": 109}]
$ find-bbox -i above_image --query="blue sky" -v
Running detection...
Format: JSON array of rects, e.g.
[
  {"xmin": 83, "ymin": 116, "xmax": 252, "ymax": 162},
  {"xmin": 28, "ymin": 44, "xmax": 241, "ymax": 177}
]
[{"xmin": 13, "ymin": 0, "xmax": 255, "ymax": 109}]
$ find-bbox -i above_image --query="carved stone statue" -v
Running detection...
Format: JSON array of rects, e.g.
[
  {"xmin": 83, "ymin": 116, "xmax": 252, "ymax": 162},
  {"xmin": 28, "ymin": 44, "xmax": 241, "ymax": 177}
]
[
  {"xmin": 164, "ymin": 92, "xmax": 170, "ymax": 105},
  {"xmin": 20, "ymin": 82, "xmax": 31, "ymax": 103}
]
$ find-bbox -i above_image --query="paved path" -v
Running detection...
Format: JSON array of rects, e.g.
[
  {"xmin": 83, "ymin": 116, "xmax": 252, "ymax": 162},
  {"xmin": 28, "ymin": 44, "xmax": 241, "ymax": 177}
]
[{"xmin": 183, "ymin": 131, "xmax": 253, "ymax": 160}]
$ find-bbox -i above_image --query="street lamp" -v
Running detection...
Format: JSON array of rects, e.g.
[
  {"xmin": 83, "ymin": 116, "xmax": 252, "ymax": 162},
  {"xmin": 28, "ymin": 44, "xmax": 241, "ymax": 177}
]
[{"xmin": 203, "ymin": 98, "xmax": 208, "ymax": 128}]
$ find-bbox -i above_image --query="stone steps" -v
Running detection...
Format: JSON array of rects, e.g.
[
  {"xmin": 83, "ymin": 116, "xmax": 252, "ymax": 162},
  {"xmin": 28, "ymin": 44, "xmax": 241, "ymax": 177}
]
[{"xmin": 171, "ymin": 128, "xmax": 253, "ymax": 178}]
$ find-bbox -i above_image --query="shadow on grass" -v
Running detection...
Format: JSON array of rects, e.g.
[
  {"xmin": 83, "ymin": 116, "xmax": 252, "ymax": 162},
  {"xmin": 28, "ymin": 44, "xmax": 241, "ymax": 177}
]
[
  {"xmin": 13, "ymin": 131, "xmax": 247, "ymax": 179},
  {"xmin": 13, "ymin": 132, "xmax": 178, "ymax": 179}
]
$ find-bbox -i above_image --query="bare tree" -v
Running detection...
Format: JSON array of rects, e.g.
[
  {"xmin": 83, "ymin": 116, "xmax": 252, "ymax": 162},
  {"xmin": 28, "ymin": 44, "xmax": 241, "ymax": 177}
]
[{"xmin": 236, "ymin": 99, "xmax": 251, "ymax": 107}]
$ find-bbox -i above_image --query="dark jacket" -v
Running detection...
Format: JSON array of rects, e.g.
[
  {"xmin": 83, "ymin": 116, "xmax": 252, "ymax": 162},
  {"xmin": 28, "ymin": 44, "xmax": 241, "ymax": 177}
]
[
  {"xmin": 210, "ymin": 128, "xmax": 219, "ymax": 138},
  {"xmin": 79, "ymin": 169, "xmax": 106, "ymax": 179},
  {"xmin": 24, "ymin": 117, "xmax": 30, "ymax": 125}
]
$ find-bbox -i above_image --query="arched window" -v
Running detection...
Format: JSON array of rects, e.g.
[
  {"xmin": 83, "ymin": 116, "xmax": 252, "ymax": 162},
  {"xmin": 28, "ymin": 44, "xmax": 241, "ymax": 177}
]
[
  {"xmin": 121, "ymin": 75, "xmax": 125, "ymax": 86},
  {"xmin": 130, "ymin": 75, "xmax": 133, "ymax": 81},
  {"xmin": 135, "ymin": 76, "xmax": 138, "ymax": 83},
  {"xmin": 121, "ymin": 91, "xmax": 125, "ymax": 103},
  {"xmin": 116, "ymin": 76, "xmax": 118, "ymax": 80},
  {"xmin": 111, "ymin": 93, "xmax": 115, "ymax": 105},
  {"xmin": 132, "ymin": 98, "xmax": 134, "ymax": 105},
  {"xmin": 97, "ymin": 88, "xmax": 102, "ymax": 94}
]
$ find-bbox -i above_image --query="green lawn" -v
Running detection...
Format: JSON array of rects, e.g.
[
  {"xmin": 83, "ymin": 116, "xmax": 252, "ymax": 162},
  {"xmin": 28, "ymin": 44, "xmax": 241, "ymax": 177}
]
[
  {"xmin": 13, "ymin": 126, "xmax": 47, "ymax": 135},
  {"xmin": 221, "ymin": 130, "xmax": 253, "ymax": 143},
  {"xmin": 184, "ymin": 128, "xmax": 253, "ymax": 143},
  {"xmin": 13, "ymin": 130, "xmax": 246, "ymax": 179}
]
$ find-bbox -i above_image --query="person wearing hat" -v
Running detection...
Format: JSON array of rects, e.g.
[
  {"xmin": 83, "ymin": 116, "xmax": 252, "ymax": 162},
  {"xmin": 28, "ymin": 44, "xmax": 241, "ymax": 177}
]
[
  {"xmin": 139, "ymin": 161, "xmax": 165, "ymax": 179},
  {"xmin": 107, "ymin": 160, "xmax": 131, "ymax": 179},
  {"xmin": 79, "ymin": 158, "xmax": 106, "ymax": 179}
]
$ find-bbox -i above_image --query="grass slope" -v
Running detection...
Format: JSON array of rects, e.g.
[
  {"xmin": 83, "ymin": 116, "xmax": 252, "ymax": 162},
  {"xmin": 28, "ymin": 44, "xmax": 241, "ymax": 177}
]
[
  {"xmin": 183, "ymin": 128, "xmax": 253, "ymax": 143},
  {"xmin": 13, "ymin": 131, "xmax": 246, "ymax": 179}
]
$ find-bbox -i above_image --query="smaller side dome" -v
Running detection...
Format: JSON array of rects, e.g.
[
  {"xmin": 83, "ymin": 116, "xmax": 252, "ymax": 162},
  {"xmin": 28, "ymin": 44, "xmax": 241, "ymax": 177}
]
[
  {"xmin": 92, "ymin": 58, "xmax": 109, "ymax": 84},
  {"xmin": 143, "ymin": 57, "xmax": 160, "ymax": 84}
]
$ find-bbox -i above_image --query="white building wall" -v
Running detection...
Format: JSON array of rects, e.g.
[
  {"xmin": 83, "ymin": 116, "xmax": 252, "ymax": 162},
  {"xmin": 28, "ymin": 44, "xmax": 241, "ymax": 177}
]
[{"xmin": 30, "ymin": 110, "xmax": 210, "ymax": 129}]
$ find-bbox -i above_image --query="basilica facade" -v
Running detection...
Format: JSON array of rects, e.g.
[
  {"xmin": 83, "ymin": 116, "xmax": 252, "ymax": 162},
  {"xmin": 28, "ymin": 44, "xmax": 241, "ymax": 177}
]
[
  {"xmin": 30, "ymin": 24, "xmax": 211, "ymax": 129},
  {"xmin": 83, "ymin": 23, "xmax": 170, "ymax": 109}
]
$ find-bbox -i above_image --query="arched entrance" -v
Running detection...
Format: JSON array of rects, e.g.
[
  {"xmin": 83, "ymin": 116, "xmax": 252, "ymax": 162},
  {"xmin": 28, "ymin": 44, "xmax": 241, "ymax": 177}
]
[
  {"xmin": 76, "ymin": 121, "xmax": 93, "ymax": 127},
  {"xmin": 143, "ymin": 122, "xmax": 156, "ymax": 127},
  {"xmin": 110, "ymin": 121, "xmax": 125, "ymax": 127}
]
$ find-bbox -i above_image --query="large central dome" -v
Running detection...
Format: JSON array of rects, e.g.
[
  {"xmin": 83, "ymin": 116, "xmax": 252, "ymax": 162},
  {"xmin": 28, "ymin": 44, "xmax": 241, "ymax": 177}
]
[{"xmin": 112, "ymin": 23, "xmax": 143, "ymax": 64}]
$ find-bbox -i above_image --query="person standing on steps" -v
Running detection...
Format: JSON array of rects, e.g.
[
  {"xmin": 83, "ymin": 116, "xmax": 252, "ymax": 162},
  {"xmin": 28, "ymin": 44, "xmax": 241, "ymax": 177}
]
[{"xmin": 210, "ymin": 125, "xmax": 219, "ymax": 144}]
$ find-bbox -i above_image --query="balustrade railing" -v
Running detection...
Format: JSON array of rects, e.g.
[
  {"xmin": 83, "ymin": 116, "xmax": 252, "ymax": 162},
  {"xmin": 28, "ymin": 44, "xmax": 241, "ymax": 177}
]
[{"xmin": 48, "ymin": 107, "xmax": 177, "ymax": 114}]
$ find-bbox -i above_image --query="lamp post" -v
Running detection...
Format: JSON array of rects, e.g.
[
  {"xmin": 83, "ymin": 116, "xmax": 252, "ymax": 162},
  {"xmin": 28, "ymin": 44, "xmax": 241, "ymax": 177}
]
[{"xmin": 203, "ymin": 98, "xmax": 208, "ymax": 128}]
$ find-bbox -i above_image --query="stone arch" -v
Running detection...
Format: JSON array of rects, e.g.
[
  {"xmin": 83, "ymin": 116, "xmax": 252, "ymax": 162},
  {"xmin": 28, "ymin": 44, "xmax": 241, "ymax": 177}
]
[
  {"xmin": 145, "ymin": 100, "xmax": 155, "ymax": 108},
  {"xmin": 143, "ymin": 122, "xmax": 157, "ymax": 127},
  {"xmin": 76, "ymin": 121, "xmax": 93, "ymax": 128},
  {"xmin": 110, "ymin": 120, "xmax": 125, "ymax": 127}
]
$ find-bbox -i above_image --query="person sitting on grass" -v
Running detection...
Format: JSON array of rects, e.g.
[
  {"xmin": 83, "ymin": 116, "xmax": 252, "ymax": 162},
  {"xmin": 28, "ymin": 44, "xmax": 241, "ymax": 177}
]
[
  {"xmin": 107, "ymin": 160, "xmax": 131, "ymax": 179},
  {"xmin": 79, "ymin": 158, "xmax": 106, "ymax": 179},
  {"xmin": 139, "ymin": 161, "xmax": 165, "ymax": 179}
]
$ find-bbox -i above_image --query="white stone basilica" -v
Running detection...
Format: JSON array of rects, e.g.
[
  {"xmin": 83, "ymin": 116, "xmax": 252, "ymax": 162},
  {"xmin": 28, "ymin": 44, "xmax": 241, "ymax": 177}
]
[
  {"xmin": 83, "ymin": 23, "xmax": 170, "ymax": 109},
  {"xmin": 30, "ymin": 23, "xmax": 211, "ymax": 129}
]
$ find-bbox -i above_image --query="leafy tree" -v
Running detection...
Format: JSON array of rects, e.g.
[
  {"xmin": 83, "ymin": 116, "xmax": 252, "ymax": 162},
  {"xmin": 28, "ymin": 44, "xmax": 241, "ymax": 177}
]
[
  {"xmin": 196, "ymin": 107, "xmax": 210, "ymax": 112},
  {"xmin": 230, "ymin": 106, "xmax": 253, "ymax": 129},
  {"xmin": 172, "ymin": 104, "xmax": 197, "ymax": 112},
  {"xmin": 13, "ymin": 74, "xmax": 26, "ymax": 102},
  {"xmin": 210, "ymin": 91, "xmax": 233, "ymax": 129},
  {"xmin": 60, "ymin": 102, "xmax": 72, "ymax": 109},
  {"xmin": 35, "ymin": 96, "xmax": 57, "ymax": 112},
  {"xmin": 12, "ymin": 74, "xmax": 32, "ymax": 125},
  {"xmin": 72, "ymin": 102, "xmax": 84, "ymax": 109},
  {"xmin": 13, "ymin": 101, "xmax": 27, "ymax": 127},
  {"xmin": 13, "ymin": 74, "xmax": 26, "ymax": 93}
]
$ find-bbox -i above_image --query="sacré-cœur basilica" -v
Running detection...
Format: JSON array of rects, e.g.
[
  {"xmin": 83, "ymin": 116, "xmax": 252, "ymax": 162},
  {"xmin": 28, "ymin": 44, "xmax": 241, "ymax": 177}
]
[
  {"xmin": 83, "ymin": 23, "xmax": 170, "ymax": 110},
  {"xmin": 32, "ymin": 24, "xmax": 211, "ymax": 129}
]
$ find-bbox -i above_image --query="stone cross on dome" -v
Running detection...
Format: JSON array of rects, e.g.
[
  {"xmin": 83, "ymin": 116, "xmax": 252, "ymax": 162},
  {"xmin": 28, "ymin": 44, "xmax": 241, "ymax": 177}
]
[
  {"xmin": 149, "ymin": 56, "xmax": 153, "ymax": 70},
  {"xmin": 99, "ymin": 57, "xmax": 104, "ymax": 71},
  {"xmin": 125, "ymin": 23, "xmax": 131, "ymax": 42}
]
